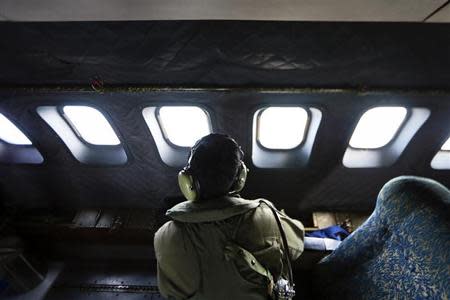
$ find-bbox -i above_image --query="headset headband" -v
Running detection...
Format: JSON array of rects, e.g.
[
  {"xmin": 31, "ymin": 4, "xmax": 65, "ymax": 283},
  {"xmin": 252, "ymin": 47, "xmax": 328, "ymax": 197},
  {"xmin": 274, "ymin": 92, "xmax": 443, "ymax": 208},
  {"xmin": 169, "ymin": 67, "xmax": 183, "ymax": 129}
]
[{"xmin": 178, "ymin": 135, "xmax": 248, "ymax": 201}]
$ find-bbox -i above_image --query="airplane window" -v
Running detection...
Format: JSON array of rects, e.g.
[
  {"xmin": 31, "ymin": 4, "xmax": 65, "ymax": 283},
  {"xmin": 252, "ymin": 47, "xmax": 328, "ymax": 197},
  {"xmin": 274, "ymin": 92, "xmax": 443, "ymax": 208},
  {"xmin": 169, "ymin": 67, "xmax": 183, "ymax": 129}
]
[
  {"xmin": 431, "ymin": 137, "xmax": 450, "ymax": 170},
  {"xmin": 257, "ymin": 107, "xmax": 308, "ymax": 149},
  {"xmin": 0, "ymin": 113, "xmax": 32, "ymax": 145},
  {"xmin": 157, "ymin": 106, "xmax": 211, "ymax": 147},
  {"xmin": 349, "ymin": 107, "xmax": 407, "ymax": 149},
  {"xmin": 63, "ymin": 106, "xmax": 121, "ymax": 146},
  {"xmin": 441, "ymin": 137, "xmax": 450, "ymax": 151}
]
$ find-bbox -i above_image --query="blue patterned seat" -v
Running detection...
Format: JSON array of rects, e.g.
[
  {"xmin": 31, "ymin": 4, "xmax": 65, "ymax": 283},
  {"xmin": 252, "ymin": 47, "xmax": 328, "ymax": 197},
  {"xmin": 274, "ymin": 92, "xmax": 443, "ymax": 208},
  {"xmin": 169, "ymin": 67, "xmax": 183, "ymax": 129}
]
[{"xmin": 313, "ymin": 176, "xmax": 450, "ymax": 300}]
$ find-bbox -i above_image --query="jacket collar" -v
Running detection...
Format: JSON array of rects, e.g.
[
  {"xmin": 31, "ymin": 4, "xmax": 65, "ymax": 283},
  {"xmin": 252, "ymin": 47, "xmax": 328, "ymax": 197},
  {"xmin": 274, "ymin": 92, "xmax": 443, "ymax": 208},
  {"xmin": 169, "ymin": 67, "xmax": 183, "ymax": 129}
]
[{"xmin": 166, "ymin": 196, "xmax": 260, "ymax": 223}]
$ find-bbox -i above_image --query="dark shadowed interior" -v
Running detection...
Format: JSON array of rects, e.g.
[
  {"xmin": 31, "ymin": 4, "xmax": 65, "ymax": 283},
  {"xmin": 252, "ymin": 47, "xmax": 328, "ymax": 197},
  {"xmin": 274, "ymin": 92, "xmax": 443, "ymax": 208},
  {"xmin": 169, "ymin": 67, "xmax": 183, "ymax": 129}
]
[{"xmin": 0, "ymin": 21, "xmax": 449, "ymax": 299}]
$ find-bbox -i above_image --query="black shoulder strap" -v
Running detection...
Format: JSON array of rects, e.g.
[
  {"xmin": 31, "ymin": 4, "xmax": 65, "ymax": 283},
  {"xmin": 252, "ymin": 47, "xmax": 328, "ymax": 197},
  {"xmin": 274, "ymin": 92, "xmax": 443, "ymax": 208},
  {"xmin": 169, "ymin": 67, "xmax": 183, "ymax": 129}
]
[{"xmin": 260, "ymin": 200, "xmax": 294, "ymax": 284}]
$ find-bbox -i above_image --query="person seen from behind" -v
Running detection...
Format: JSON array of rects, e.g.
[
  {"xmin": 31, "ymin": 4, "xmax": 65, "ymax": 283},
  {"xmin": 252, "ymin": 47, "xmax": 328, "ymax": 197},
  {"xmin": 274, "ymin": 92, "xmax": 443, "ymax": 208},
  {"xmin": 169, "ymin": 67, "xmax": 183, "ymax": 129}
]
[{"xmin": 154, "ymin": 134, "xmax": 304, "ymax": 300}]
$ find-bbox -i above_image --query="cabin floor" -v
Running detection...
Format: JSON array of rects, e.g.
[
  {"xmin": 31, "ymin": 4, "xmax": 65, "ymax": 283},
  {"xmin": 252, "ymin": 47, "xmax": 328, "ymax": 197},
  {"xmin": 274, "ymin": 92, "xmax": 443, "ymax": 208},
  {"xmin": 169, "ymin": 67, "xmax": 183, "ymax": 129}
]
[
  {"xmin": 8, "ymin": 261, "xmax": 163, "ymax": 300},
  {"xmin": 2, "ymin": 207, "xmax": 327, "ymax": 299}
]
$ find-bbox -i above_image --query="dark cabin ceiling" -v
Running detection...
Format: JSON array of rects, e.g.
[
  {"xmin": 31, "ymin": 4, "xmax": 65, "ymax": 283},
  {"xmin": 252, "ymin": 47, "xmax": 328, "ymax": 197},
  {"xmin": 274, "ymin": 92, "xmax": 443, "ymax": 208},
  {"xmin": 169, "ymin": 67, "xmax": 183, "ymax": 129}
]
[{"xmin": 0, "ymin": 21, "xmax": 450, "ymax": 89}]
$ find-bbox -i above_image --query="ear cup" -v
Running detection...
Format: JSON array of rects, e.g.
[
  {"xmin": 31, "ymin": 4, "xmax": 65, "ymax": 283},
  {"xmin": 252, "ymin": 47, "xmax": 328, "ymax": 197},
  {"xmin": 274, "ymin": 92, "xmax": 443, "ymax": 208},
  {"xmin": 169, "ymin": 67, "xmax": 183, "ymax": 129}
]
[
  {"xmin": 178, "ymin": 170, "xmax": 199, "ymax": 201},
  {"xmin": 229, "ymin": 162, "xmax": 248, "ymax": 195}
]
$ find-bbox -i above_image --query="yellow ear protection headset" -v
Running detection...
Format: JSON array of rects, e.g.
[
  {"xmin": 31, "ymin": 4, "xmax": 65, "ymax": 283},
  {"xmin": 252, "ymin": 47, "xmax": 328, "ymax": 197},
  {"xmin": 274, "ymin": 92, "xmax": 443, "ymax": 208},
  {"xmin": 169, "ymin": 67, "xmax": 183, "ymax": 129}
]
[
  {"xmin": 178, "ymin": 137, "xmax": 248, "ymax": 201},
  {"xmin": 177, "ymin": 151, "xmax": 202, "ymax": 202}
]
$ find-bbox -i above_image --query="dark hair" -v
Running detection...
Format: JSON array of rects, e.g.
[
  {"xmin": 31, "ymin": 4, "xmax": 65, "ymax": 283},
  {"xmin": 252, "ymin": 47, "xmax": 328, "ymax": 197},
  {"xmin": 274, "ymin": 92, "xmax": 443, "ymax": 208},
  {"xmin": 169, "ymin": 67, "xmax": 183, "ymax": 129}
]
[{"xmin": 188, "ymin": 134, "xmax": 243, "ymax": 200}]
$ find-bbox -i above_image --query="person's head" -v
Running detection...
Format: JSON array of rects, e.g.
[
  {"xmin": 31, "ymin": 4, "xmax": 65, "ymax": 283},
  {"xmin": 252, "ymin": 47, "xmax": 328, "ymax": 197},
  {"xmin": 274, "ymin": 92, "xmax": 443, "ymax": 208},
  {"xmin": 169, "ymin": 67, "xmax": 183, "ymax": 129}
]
[{"xmin": 178, "ymin": 134, "xmax": 247, "ymax": 201}]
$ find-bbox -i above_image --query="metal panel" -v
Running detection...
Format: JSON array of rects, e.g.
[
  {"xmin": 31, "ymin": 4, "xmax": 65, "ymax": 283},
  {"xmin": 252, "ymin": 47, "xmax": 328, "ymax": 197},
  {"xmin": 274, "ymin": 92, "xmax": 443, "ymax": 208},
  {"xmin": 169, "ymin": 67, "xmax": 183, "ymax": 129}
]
[
  {"xmin": 427, "ymin": 3, "xmax": 450, "ymax": 22},
  {"xmin": 1, "ymin": 22, "xmax": 450, "ymax": 89},
  {"xmin": 45, "ymin": 262, "xmax": 163, "ymax": 300},
  {"xmin": 0, "ymin": 89, "xmax": 449, "ymax": 213},
  {"xmin": 0, "ymin": 0, "xmax": 447, "ymax": 22}
]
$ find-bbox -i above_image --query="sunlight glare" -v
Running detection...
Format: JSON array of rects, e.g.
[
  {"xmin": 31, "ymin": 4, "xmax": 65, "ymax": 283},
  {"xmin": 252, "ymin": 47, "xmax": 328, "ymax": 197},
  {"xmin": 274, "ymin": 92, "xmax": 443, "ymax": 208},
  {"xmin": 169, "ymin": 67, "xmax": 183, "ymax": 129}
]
[
  {"xmin": 0, "ymin": 113, "xmax": 32, "ymax": 145},
  {"xmin": 349, "ymin": 107, "xmax": 407, "ymax": 149},
  {"xmin": 158, "ymin": 106, "xmax": 211, "ymax": 147},
  {"xmin": 63, "ymin": 106, "xmax": 120, "ymax": 145},
  {"xmin": 258, "ymin": 107, "xmax": 308, "ymax": 149}
]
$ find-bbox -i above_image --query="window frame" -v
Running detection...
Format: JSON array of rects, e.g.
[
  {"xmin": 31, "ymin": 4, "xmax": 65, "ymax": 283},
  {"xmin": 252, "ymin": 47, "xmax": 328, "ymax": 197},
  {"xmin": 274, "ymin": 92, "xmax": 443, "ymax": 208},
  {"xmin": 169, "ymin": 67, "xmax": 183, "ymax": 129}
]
[
  {"xmin": 343, "ymin": 106, "xmax": 430, "ymax": 168},
  {"xmin": 251, "ymin": 105, "xmax": 322, "ymax": 169},
  {"xmin": 37, "ymin": 105, "xmax": 128, "ymax": 166}
]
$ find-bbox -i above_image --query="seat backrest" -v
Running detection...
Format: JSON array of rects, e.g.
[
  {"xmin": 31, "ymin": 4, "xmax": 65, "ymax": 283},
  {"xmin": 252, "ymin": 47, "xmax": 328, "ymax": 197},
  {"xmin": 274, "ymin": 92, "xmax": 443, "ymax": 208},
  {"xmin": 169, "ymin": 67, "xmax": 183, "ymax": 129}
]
[{"xmin": 313, "ymin": 176, "xmax": 450, "ymax": 300}]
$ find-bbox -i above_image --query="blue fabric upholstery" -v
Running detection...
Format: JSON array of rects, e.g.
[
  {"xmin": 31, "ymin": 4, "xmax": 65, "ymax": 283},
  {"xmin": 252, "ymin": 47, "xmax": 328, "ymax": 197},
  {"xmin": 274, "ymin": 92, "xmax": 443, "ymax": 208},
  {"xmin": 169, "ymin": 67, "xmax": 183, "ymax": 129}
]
[{"xmin": 314, "ymin": 176, "xmax": 450, "ymax": 300}]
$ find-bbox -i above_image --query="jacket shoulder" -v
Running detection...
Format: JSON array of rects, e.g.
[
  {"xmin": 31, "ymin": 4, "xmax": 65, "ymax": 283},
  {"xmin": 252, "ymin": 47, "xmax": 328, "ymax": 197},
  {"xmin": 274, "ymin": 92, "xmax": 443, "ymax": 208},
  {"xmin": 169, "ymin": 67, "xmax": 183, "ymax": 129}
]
[{"xmin": 154, "ymin": 221, "xmax": 186, "ymax": 255}]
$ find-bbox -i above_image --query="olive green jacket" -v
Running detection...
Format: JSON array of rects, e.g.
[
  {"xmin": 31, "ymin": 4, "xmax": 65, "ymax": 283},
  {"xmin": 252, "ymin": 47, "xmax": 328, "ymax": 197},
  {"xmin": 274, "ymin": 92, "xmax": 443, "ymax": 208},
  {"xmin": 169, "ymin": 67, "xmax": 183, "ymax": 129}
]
[{"xmin": 154, "ymin": 196, "xmax": 304, "ymax": 300}]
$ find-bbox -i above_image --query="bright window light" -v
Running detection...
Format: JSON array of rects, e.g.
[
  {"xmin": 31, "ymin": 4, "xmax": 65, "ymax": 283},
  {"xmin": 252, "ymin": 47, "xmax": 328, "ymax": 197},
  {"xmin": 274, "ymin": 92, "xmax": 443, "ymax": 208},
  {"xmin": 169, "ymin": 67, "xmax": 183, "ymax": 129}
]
[
  {"xmin": 63, "ymin": 106, "xmax": 120, "ymax": 145},
  {"xmin": 0, "ymin": 113, "xmax": 32, "ymax": 145},
  {"xmin": 441, "ymin": 137, "xmax": 450, "ymax": 151},
  {"xmin": 349, "ymin": 107, "xmax": 407, "ymax": 149},
  {"xmin": 158, "ymin": 106, "xmax": 211, "ymax": 147},
  {"xmin": 431, "ymin": 137, "xmax": 450, "ymax": 169},
  {"xmin": 258, "ymin": 107, "xmax": 308, "ymax": 149}
]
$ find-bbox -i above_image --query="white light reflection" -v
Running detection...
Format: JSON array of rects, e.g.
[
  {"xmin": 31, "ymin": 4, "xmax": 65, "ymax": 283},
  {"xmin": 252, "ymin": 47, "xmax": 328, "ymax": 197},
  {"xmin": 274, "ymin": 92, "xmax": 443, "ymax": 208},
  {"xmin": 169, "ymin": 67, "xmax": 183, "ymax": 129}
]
[
  {"xmin": 258, "ymin": 107, "xmax": 308, "ymax": 149},
  {"xmin": 63, "ymin": 106, "xmax": 120, "ymax": 145},
  {"xmin": 441, "ymin": 137, "xmax": 450, "ymax": 151},
  {"xmin": 0, "ymin": 113, "xmax": 32, "ymax": 145},
  {"xmin": 158, "ymin": 106, "xmax": 211, "ymax": 147},
  {"xmin": 349, "ymin": 107, "xmax": 407, "ymax": 149}
]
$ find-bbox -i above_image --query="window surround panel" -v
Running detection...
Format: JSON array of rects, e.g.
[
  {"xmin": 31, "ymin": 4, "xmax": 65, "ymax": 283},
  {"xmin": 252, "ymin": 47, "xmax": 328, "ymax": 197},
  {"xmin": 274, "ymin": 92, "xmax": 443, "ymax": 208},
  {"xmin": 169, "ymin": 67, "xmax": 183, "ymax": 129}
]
[
  {"xmin": 343, "ymin": 107, "xmax": 430, "ymax": 168},
  {"xmin": 37, "ymin": 106, "xmax": 127, "ymax": 165},
  {"xmin": 0, "ymin": 112, "xmax": 43, "ymax": 164},
  {"xmin": 252, "ymin": 106, "xmax": 321, "ymax": 168},
  {"xmin": 431, "ymin": 137, "xmax": 450, "ymax": 170}
]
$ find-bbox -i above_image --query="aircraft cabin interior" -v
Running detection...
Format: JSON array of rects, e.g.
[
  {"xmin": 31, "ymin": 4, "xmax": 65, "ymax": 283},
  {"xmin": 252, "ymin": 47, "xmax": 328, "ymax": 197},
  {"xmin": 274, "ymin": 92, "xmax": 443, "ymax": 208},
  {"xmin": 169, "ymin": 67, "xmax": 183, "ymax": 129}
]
[{"xmin": 0, "ymin": 1, "xmax": 449, "ymax": 299}]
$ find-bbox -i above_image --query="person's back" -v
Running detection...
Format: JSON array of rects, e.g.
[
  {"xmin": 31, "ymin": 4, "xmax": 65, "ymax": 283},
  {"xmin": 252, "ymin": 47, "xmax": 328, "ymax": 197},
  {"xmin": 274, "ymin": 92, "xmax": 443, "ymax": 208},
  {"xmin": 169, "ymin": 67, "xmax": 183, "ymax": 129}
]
[{"xmin": 154, "ymin": 134, "xmax": 304, "ymax": 300}]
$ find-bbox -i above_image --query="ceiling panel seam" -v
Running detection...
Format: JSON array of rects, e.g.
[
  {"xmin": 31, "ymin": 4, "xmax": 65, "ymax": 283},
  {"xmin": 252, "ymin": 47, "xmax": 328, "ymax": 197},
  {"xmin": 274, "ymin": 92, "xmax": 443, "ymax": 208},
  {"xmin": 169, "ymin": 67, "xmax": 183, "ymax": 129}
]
[{"xmin": 423, "ymin": 0, "xmax": 450, "ymax": 21}]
